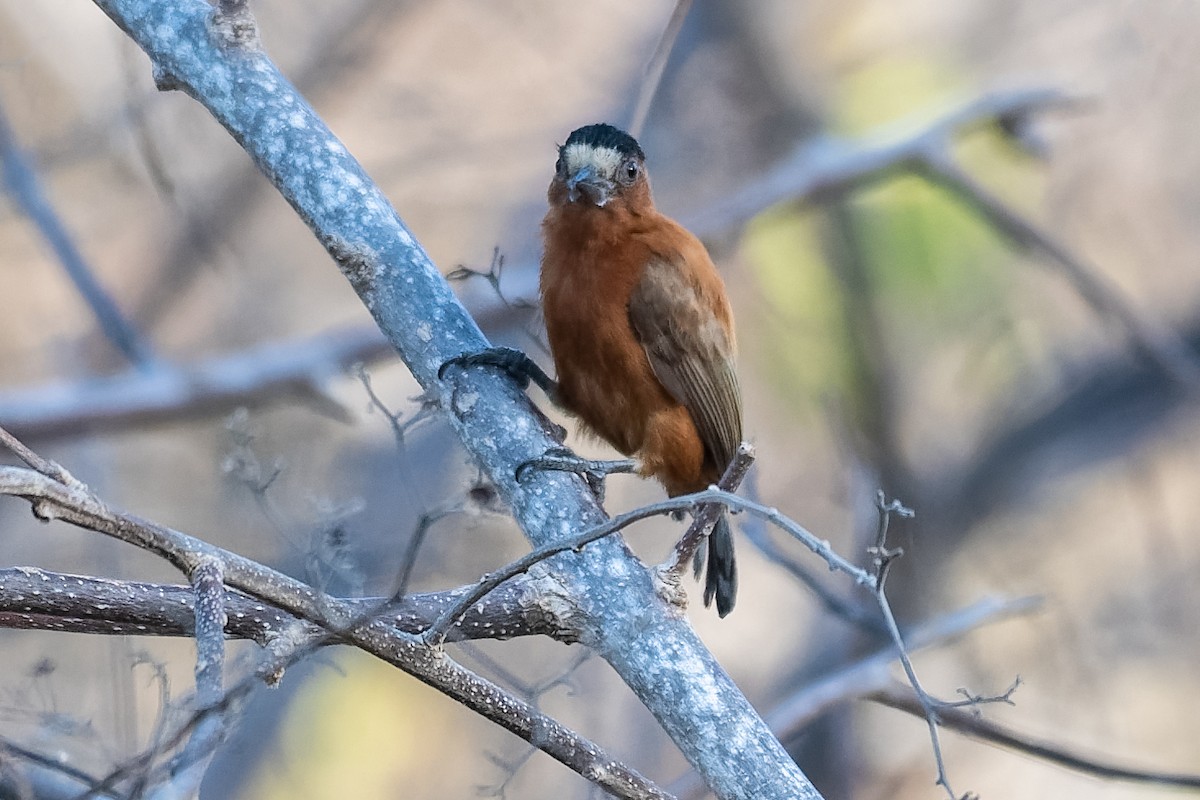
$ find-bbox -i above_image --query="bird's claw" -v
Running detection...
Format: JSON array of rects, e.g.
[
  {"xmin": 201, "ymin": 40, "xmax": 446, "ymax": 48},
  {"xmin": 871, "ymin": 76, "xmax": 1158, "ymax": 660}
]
[
  {"xmin": 437, "ymin": 347, "xmax": 529, "ymax": 388},
  {"xmin": 438, "ymin": 346, "xmax": 558, "ymax": 396},
  {"xmin": 516, "ymin": 447, "xmax": 637, "ymax": 504},
  {"xmin": 544, "ymin": 419, "xmax": 568, "ymax": 443}
]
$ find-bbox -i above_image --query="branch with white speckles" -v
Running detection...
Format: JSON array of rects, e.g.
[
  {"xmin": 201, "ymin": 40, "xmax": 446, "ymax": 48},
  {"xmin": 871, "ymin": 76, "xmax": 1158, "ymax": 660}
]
[
  {"xmin": 0, "ymin": 566, "xmax": 578, "ymax": 643},
  {"xmin": 83, "ymin": 1, "xmax": 824, "ymax": 798},
  {"xmin": 0, "ymin": 449, "xmax": 671, "ymax": 800}
]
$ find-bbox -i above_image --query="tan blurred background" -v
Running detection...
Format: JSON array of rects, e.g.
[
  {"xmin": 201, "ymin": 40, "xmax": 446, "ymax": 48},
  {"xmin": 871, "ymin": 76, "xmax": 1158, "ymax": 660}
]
[{"xmin": 1, "ymin": 1, "xmax": 1199, "ymax": 798}]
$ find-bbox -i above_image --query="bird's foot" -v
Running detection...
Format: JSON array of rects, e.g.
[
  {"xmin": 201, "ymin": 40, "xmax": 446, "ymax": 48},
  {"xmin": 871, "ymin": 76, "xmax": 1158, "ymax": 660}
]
[
  {"xmin": 438, "ymin": 346, "xmax": 557, "ymax": 396},
  {"xmin": 516, "ymin": 446, "xmax": 636, "ymax": 503}
]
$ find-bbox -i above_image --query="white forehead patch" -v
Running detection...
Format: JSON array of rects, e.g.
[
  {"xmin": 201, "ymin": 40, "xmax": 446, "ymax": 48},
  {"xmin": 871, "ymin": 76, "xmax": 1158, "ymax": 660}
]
[{"xmin": 562, "ymin": 143, "xmax": 626, "ymax": 180}]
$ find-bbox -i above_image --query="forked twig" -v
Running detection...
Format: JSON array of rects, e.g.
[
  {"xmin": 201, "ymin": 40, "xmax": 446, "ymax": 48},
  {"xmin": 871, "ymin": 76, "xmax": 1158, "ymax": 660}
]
[
  {"xmin": 0, "ymin": 425, "xmax": 673, "ymax": 800},
  {"xmin": 422, "ymin": 444, "xmax": 756, "ymax": 646},
  {"xmin": 869, "ymin": 681, "xmax": 1200, "ymax": 790},
  {"xmin": 666, "ymin": 442, "xmax": 755, "ymax": 573}
]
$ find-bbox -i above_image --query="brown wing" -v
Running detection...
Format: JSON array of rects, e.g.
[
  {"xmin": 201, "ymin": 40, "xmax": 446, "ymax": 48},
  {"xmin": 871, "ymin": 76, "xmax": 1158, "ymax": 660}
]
[{"xmin": 628, "ymin": 257, "xmax": 742, "ymax": 471}]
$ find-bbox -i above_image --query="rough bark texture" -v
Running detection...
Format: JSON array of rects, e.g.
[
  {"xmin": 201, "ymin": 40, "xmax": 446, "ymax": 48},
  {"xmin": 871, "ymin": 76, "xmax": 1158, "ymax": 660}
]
[{"xmin": 87, "ymin": 1, "xmax": 818, "ymax": 797}]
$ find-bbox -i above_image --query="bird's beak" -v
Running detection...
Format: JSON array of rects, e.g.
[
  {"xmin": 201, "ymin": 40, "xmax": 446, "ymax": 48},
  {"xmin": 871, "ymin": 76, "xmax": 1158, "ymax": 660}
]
[{"xmin": 566, "ymin": 165, "xmax": 613, "ymax": 207}]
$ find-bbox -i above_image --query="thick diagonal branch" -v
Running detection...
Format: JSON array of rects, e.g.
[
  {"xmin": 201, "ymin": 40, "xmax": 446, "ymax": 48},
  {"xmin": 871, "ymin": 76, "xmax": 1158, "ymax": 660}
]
[{"xmin": 87, "ymin": 2, "xmax": 820, "ymax": 797}]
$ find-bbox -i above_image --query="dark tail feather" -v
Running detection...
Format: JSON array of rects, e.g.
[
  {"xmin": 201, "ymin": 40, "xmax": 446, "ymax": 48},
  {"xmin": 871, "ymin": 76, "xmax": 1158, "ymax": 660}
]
[{"xmin": 702, "ymin": 513, "xmax": 738, "ymax": 617}]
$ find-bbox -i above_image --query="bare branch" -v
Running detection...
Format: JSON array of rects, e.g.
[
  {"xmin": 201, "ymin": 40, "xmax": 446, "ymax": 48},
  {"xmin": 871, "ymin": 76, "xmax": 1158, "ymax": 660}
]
[
  {"xmin": 0, "ymin": 327, "xmax": 392, "ymax": 442},
  {"xmin": 919, "ymin": 155, "xmax": 1200, "ymax": 393},
  {"xmin": 628, "ymin": 0, "xmax": 694, "ymax": 139},
  {"xmin": 85, "ymin": 2, "xmax": 821, "ymax": 796},
  {"xmin": 0, "ymin": 427, "xmax": 78, "ymax": 486},
  {"xmin": 869, "ymin": 682, "xmax": 1200, "ymax": 790},
  {"xmin": 0, "ymin": 735, "xmax": 126, "ymax": 800},
  {"xmin": 865, "ymin": 494, "xmax": 965, "ymax": 799},
  {"xmin": 154, "ymin": 558, "xmax": 227, "ymax": 798},
  {"xmin": 0, "ymin": 567, "xmax": 578, "ymax": 643},
  {"xmin": 0, "ymin": 460, "xmax": 669, "ymax": 800},
  {"xmin": 684, "ymin": 88, "xmax": 1070, "ymax": 237},
  {"xmin": 0, "ymin": 101, "xmax": 155, "ymax": 369},
  {"xmin": 665, "ymin": 442, "xmax": 755, "ymax": 574},
  {"xmin": 861, "ymin": 495, "xmax": 1022, "ymax": 800},
  {"xmin": 766, "ymin": 597, "xmax": 1040, "ymax": 736},
  {"xmin": 669, "ymin": 595, "xmax": 1042, "ymax": 799},
  {"xmin": 419, "ymin": 500, "xmax": 686, "ymax": 646}
]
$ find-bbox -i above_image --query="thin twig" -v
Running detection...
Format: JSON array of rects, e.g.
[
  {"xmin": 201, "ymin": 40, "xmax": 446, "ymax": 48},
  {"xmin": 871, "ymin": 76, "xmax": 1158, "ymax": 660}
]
[
  {"xmin": 739, "ymin": 471, "xmax": 883, "ymax": 633},
  {"xmin": 666, "ymin": 442, "xmax": 755, "ymax": 573},
  {"xmin": 627, "ymin": 0, "xmax": 694, "ymax": 139},
  {"xmin": 355, "ymin": 363, "xmax": 407, "ymax": 450},
  {"xmin": 421, "ymin": 452, "xmax": 892, "ymax": 649},
  {"xmin": 0, "ymin": 459, "xmax": 671, "ymax": 800},
  {"xmin": 869, "ymin": 681, "xmax": 1200, "ymax": 790},
  {"xmin": 392, "ymin": 507, "xmax": 457, "ymax": 600},
  {"xmin": 0, "ymin": 101, "xmax": 156, "ymax": 369},
  {"xmin": 869, "ymin": 490, "xmax": 912, "ymax": 591},
  {"xmin": 152, "ymin": 558, "xmax": 227, "ymax": 798},
  {"xmin": 355, "ymin": 363, "xmax": 450, "ymax": 600},
  {"xmin": 0, "ymin": 735, "xmax": 126, "ymax": 800},
  {"xmin": 446, "ymin": 247, "xmax": 535, "ymax": 311},
  {"xmin": 419, "ymin": 505, "xmax": 676, "ymax": 646},
  {"xmin": 866, "ymin": 494, "xmax": 1018, "ymax": 800},
  {"xmin": 668, "ymin": 595, "xmax": 1042, "ymax": 800},
  {"xmin": 101, "ymin": 655, "xmax": 159, "ymax": 799},
  {"xmin": 0, "ymin": 427, "xmax": 78, "ymax": 486},
  {"xmin": 127, "ymin": 658, "xmax": 172, "ymax": 799}
]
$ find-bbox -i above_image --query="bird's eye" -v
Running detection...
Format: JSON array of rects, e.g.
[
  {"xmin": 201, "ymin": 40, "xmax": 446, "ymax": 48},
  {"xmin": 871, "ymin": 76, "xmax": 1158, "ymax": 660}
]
[
  {"xmin": 623, "ymin": 160, "xmax": 639, "ymax": 182},
  {"xmin": 555, "ymin": 156, "xmax": 564, "ymax": 175}
]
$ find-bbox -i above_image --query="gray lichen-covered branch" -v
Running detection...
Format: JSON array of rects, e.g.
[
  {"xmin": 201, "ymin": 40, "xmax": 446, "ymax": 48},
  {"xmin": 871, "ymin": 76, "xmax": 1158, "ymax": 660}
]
[
  {"xmin": 0, "ymin": 326, "xmax": 392, "ymax": 441},
  {"xmin": 0, "ymin": 566, "xmax": 581, "ymax": 643},
  {"xmin": 0, "ymin": 462, "xmax": 670, "ymax": 800},
  {"xmin": 78, "ymin": 1, "xmax": 818, "ymax": 797}
]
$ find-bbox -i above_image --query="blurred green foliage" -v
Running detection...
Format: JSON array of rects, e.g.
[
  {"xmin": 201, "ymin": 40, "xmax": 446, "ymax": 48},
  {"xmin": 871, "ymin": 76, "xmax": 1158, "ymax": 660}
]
[{"xmin": 741, "ymin": 55, "xmax": 1043, "ymax": 414}]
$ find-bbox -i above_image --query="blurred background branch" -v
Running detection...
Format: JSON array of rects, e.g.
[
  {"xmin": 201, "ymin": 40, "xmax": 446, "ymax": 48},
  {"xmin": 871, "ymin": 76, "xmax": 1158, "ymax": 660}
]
[
  {"xmin": 0, "ymin": 326, "xmax": 391, "ymax": 441},
  {"xmin": 0, "ymin": 101, "xmax": 156, "ymax": 371},
  {"xmin": 2, "ymin": 1, "xmax": 1199, "ymax": 798}
]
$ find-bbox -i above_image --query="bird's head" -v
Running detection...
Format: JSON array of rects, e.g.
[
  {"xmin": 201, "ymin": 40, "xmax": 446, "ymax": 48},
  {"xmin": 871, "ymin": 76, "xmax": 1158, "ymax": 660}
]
[{"xmin": 549, "ymin": 123, "xmax": 650, "ymax": 211}]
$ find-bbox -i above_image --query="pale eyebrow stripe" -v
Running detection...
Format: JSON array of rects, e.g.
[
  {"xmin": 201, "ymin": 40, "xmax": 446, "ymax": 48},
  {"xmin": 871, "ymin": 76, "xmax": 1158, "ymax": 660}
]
[{"xmin": 563, "ymin": 144, "xmax": 623, "ymax": 176}]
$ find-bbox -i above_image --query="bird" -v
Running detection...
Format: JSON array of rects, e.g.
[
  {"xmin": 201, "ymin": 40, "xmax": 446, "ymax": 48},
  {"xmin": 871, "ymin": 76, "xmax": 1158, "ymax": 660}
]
[{"xmin": 443, "ymin": 123, "xmax": 744, "ymax": 616}]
